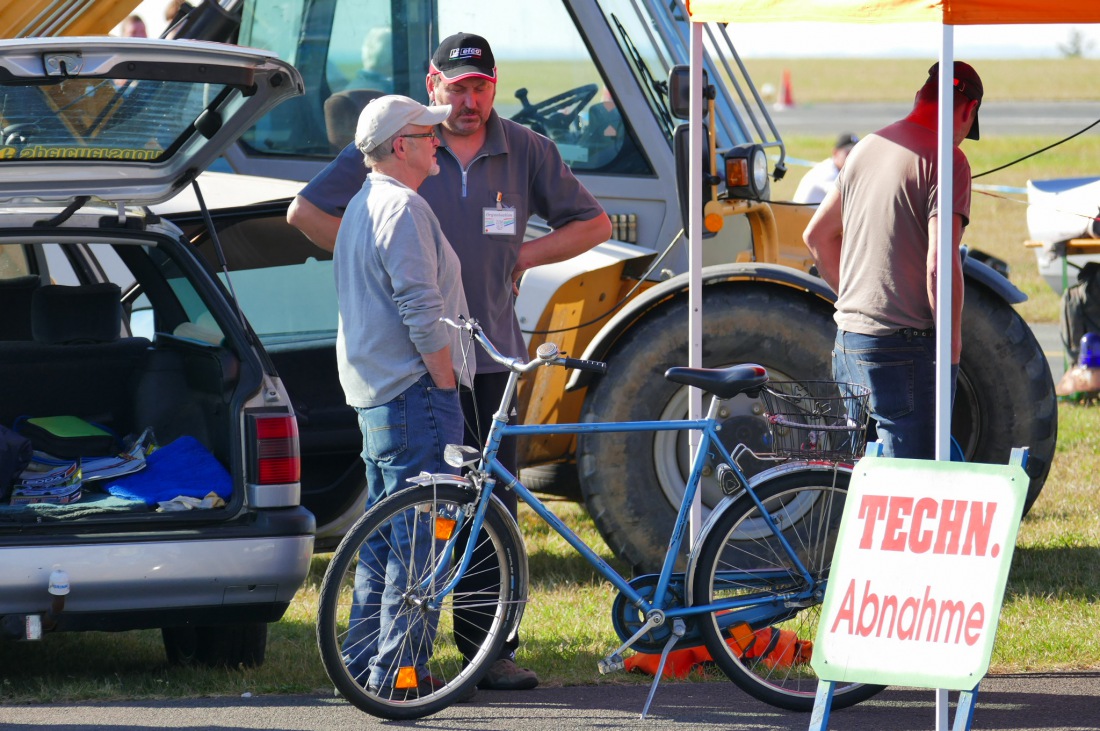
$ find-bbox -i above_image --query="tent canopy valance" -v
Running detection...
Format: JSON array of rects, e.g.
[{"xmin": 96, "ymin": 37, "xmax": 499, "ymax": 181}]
[{"xmin": 686, "ymin": 0, "xmax": 1100, "ymax": 26}]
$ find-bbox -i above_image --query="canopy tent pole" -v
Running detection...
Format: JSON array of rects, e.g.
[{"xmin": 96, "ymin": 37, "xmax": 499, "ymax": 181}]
[
  {"xmin": 688, "ymin": 20, "xmax": 704, "ymax": 542},
  {"xmin": 934, "ymin": 26, "xmax": 955, "ymax": 468},
  {"xmin": 935, "ymin": 27, "xmax": 955, "ymax": 731}
]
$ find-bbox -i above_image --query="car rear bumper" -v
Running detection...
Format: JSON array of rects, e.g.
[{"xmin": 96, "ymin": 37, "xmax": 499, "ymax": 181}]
[{"xmin": 0, "ymin": 527, "xmax": 314, "ymax": 628}]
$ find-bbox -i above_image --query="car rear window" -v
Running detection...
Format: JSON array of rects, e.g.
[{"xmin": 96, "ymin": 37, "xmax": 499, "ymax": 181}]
[{"xmin": 0, "ymin": 77, "xmax": 229, "ymax": 163}]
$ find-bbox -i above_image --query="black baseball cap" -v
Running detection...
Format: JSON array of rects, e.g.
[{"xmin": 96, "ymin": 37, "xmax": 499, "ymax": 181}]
[
  {"xmin": 926, "ymin": 61, "xmax": 983, "ymax": 140},
  {"xmin": 835, "ymin": 132, "xmax": 859, "ymax": 150},
  {"xmin": 430, "ymin": 32, "xmax": 496, "ymax": 83}
]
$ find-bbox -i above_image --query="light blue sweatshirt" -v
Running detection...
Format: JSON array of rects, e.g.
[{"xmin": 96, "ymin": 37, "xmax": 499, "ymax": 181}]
[{"xmin": 334, "ymin": 172, "xmax": 472, "ymax": 407}]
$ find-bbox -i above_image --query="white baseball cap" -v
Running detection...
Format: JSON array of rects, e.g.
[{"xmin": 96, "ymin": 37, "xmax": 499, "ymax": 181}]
[{"xmin": 355, "ymin": 95, "xmax": 451, "ymax": 153}]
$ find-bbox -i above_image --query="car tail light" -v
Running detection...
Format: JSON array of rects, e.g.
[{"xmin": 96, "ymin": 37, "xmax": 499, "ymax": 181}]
[{"xmin": 250, "ymin": 414, "xmax": 300, "ymax": 485}]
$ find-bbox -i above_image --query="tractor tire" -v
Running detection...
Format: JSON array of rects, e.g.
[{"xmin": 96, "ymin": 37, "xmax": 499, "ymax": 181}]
[
  {"xmin": 954, "ymin": 281, "xmax": 1056, "ymax": 514},
  {"xmin": 576, "ymin": 285, "xmax": 835, "ymax": 574}
]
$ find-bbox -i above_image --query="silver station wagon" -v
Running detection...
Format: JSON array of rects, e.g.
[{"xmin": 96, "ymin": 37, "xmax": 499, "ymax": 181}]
[{"xmin": 0, "ymin": 37, "xmax": 314, "ymax": 667}]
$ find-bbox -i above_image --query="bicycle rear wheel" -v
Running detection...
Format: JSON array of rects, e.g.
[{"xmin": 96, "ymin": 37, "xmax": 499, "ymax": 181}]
[
  {"xmin": 317, "ymin": 483, "xmax": 525, "ymax": 720},
  {"xmin": 691, "ymin": 468, "xmax": 885, "ymax": 712}
]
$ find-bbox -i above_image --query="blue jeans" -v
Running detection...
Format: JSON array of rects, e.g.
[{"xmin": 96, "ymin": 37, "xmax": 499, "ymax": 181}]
[
  {"xmin": 344, "ymin": 374, "xmax": 463, "ymax": 688},
  {"xmin": 832, "ymin": 330, "xmax": 958, "ymax": 460}
]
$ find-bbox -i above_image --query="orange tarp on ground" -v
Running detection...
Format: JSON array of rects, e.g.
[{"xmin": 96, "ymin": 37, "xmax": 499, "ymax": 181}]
[{"xmin": 686, "ymin": 0, "xmax": 1100, "ymax": 26}]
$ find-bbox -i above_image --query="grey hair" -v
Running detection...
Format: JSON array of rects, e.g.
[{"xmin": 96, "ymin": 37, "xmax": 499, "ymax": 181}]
[{"xmin": 360, "ymin": 130, "xmax": 401, "ymax": 166}]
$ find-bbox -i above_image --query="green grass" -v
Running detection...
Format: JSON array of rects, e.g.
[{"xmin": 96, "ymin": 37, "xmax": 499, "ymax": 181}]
[
  {"xmin": 503, "ymin": 58, "xmax": 1100, "ymax": 105},
  {"xmin": 3, "ymin": 401, "xmax": 1099, "ymax": 701}
]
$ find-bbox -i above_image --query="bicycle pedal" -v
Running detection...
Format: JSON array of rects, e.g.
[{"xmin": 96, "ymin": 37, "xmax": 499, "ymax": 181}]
[{"xmin": 597, "ymin": 654, "xmax": 625, "ymax": 674}]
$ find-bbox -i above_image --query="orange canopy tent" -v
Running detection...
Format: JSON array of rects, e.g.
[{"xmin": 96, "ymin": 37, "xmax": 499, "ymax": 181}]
[{"xmin": 687, "ymin": 0, "xmax": 1100, "ymax": 25}]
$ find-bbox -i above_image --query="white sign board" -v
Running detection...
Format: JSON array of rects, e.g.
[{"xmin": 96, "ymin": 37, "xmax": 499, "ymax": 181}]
[{"xmin": 811, "ymin": 455, "xmax": 1027, "ymax": 690}]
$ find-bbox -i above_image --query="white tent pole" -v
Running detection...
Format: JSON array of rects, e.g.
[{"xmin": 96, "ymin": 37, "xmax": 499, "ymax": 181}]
[
  {"xmin": 935, "ymin": 28, "xmax": 954, "ymax": 466},
  {"xmin": 688, "ymin": 21, "xmax": 704, "ymax": 543},
  {"xmin": 934, "ymin": 25, "xmax": 954, "ymax": 731}
]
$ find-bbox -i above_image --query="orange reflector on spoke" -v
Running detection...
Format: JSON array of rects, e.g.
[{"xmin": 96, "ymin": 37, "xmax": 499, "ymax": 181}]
[
  {"xmin": 435, "ymin": 516, "xmax": 457, "ymax": 540},
  {"xmin": 728, "ymin": 622, "xmax": 756, "ymax": 652},
  {"xmin": 395, "ymin": 666, "xmax": 418, "ymax": 689}
]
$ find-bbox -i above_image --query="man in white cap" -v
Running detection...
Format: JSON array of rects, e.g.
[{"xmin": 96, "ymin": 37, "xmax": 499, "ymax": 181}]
[
  {"xmin": 334, "ymin": 95, "xmax": 474, "ymax": 697},
  {"xmin": 290, "ymin": 32, "xmax": 610, "ymax": 691}
]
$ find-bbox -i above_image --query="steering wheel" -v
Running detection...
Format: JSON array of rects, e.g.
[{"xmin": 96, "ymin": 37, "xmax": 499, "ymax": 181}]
[
  {"xmin": 2, "ymin": 123, "xmax": 38, "ymax": 148},
  {"xmin": 511, "ymin": 84, "xmax": 598, "ymax": 141}
]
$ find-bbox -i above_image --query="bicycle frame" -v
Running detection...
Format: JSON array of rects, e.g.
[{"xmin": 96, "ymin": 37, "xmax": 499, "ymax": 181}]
[{"xmin": 425, "ymin": 359, "xmax": 826, "ymax": 643}]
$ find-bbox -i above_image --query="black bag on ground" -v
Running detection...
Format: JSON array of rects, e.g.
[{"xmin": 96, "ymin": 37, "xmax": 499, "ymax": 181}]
[
  {"xmin": 1060, "ymin": 262, "xmax": 1100, "ymax": 364},
  {"xmin": 1, "ymin": 424, "xmax": 33, "ymax": 501}
]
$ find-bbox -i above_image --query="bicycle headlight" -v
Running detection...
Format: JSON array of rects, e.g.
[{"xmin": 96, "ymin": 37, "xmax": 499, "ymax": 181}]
[{"xmin": 444, "ymin": 443, "xmax": 481, "ymax": 468}]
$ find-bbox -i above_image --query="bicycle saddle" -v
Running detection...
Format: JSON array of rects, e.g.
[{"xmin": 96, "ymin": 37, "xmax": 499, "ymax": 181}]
[{"xmin": 663, "ymin": 364, "xmax": 768, "ymax": 400}]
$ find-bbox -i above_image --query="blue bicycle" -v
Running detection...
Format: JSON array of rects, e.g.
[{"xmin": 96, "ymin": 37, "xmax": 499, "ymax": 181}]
[{"xmin": 317, "ymin": 317, "xmax": 885, "ymax": 719}]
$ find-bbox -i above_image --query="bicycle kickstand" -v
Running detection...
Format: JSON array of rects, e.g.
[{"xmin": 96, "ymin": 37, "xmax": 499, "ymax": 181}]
[{"xmin": 639, "ymin": 618, "xmax": 686, "ymax": 720}]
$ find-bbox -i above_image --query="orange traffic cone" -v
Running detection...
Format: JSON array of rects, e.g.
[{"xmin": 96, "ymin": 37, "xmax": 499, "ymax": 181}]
[{"xmin": 774, "ymin": 69, "xmax": 796, "ymax": 110}]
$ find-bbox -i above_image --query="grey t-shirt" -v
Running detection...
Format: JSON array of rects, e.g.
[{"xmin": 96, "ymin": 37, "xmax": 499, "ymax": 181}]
[
  {"xmin": 334, "ymin": 172, "xmax": 471, "ymax": 407},
  {"xmin": 834, "ymin": 120, "xmax": 971, "ymax": 335}
]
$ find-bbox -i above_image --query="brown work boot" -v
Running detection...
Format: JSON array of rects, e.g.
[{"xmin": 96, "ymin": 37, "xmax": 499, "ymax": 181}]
[{"xmin": 477, "ymin": 657, "xmax": 539, "ymax": 690}]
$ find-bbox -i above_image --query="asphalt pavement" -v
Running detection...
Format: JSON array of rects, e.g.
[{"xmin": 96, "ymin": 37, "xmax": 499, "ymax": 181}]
[
  {"xmin": 2, "ymin": 673, "xmax": 1098, "ymax": 730},
  {"xmin": 769, "ymin": 101, "xmax": 1100, "ymax": 138}
]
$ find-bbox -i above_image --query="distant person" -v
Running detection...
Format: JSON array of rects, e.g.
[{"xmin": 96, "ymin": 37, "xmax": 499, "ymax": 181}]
[
  {"xmin": 581, "ymin": 87, "xmax": 625, "ymax": 166},
  {"xmin": 793, "ymin": 132, "xmax": 859, "ymax": 204},
  {"xmin": 344, "ymin": 27, "xmax": 394, "ymax": 93},
  {"xmin": 119, "ymin": 14, "xmax": 147, "ymax": 38},
  {"xmin": 803, "ymin": 62, "xmax": 982, "ymax": 459},
  {"xmin": 164, "ymin": 0, "xmax": 194, "ymax": 38}
]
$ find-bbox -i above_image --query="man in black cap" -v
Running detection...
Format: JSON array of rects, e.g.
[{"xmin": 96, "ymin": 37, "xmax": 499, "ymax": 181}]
[
  {"xmin": 288, "ymin": 32, "xmax": 611, "ymax": 691},
  {"xmin": 802, "ymin": 61, "xmax": 982, "ymax": 460},
  {"xmin": 793, "ymin": 131, "xmax": 859, "ymax": 204}
]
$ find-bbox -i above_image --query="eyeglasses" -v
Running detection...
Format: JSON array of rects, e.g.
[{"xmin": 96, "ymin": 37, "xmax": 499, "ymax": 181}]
[{"xmin": 391, "ymin": 131, "xmax": 437, "ymax": 153}]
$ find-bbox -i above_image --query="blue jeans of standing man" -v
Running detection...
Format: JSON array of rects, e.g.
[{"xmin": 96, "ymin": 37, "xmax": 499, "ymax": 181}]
[
  {"xmin": 832, "ymin": 329, "xmax": 958, "ymax": 460},
  {"xmin": 343, "ymin": 374, "xmax": 463, "ymax": 690}
]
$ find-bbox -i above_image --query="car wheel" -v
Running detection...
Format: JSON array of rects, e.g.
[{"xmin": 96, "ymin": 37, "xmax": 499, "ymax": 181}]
[{"xmin": 162, "ymin": 622, "xmax": 268, "ymax": 668}]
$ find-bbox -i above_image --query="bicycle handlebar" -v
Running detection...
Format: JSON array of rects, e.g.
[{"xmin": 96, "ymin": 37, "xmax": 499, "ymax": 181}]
[
  {"xmin": 561, "ymin": 357, "xmax": 608, "ymax": 375},
  {"xmin": 442, "ymin": 317, "xmax": 607, "ymax": 375}
]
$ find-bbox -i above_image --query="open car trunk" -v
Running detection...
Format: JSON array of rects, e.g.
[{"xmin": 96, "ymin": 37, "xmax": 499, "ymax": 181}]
[{"xmin": 0, "ymin": 231, "xmax": 263, "ymax": 523}]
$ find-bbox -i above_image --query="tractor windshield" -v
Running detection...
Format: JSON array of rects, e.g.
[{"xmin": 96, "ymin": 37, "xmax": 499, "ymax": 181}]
[{"xmin": 235, "ymin": 0, "xmax": 656, "ymax": 175}]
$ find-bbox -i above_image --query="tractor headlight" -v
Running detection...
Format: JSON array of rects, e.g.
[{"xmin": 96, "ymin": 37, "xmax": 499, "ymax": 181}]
[{"xmin": 724, "ymin": 143, "xmax": 769, "ymax": 200}]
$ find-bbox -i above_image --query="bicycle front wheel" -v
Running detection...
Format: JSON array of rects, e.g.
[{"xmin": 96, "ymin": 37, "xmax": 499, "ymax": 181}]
[
  {"xmin": 691, "ymin": 468, "xmax": 885, "ymax": 712},
  {"xmin": 317, "ymin": 483, "xmax": 525, "ymax": 720}
]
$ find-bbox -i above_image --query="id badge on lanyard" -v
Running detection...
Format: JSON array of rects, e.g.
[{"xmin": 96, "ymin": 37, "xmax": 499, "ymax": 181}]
[{"xmin": 483, "ymin": 192, "xmax": 516, "ymax": 235}]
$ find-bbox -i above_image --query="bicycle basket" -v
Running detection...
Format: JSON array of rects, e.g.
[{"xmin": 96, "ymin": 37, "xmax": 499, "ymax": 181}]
[{"xmin": 760, "ymin": 381, "xmax": 871, "ymax": 461}]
